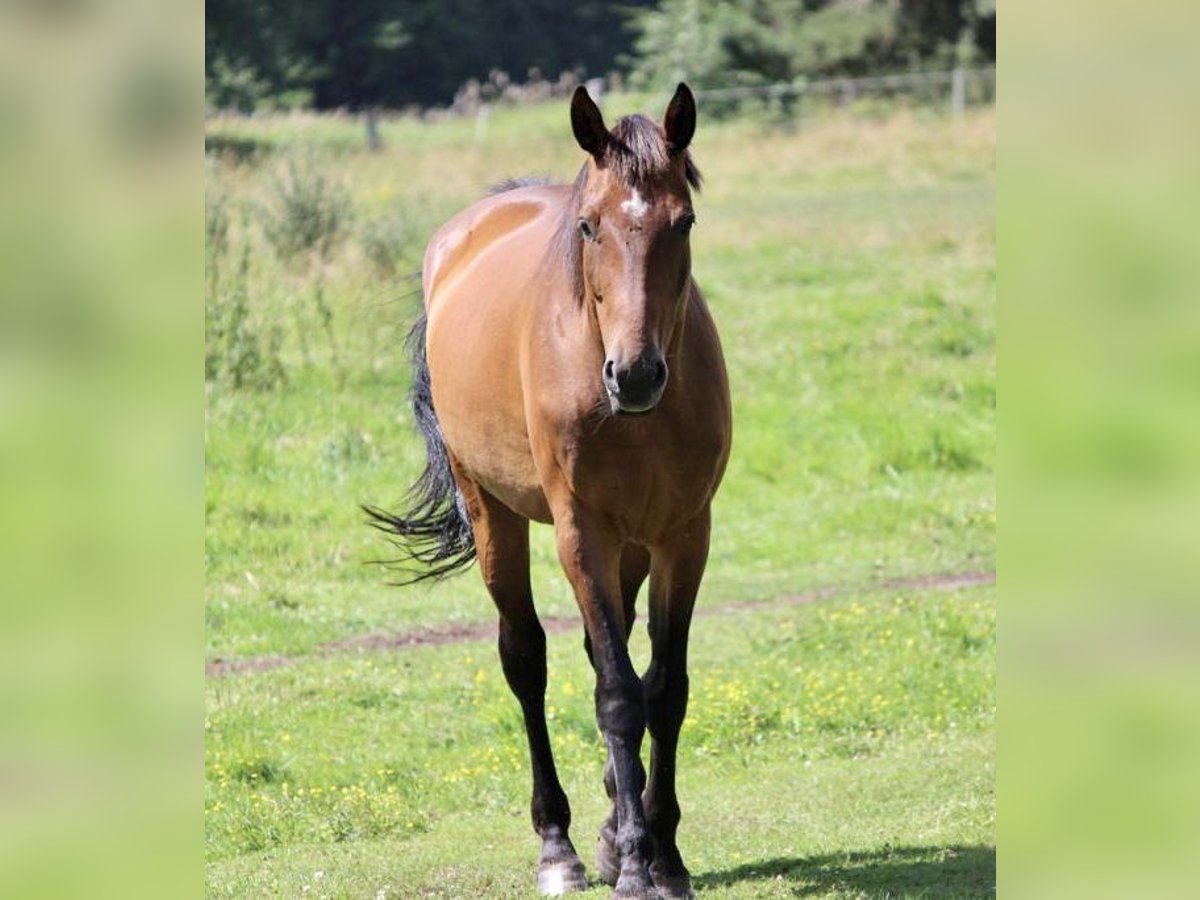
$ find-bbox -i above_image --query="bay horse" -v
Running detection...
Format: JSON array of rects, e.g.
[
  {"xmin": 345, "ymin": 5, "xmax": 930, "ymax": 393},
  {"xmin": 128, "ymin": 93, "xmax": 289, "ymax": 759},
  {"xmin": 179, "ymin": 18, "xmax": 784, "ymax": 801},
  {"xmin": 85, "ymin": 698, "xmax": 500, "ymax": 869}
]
[{"xmin": 368, "ymin": 84, "xmax": 731, "ymax": 899}]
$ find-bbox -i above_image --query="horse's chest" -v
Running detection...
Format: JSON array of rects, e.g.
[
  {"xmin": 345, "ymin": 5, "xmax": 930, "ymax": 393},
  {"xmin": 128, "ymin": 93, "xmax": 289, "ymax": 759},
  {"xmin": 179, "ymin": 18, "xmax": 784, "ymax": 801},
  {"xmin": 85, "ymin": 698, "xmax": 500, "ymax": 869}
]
[{"xmin": 565, "ymin": 431, "xmax": 721, "ymax": 540}]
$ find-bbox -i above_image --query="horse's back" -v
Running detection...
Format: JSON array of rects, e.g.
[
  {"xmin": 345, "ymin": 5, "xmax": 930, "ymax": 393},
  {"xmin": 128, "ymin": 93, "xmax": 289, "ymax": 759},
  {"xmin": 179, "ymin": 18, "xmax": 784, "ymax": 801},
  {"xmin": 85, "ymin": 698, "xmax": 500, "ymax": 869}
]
[{"xmin": 422, "ymin": 184, "xmax": 570, "ymax": 312}]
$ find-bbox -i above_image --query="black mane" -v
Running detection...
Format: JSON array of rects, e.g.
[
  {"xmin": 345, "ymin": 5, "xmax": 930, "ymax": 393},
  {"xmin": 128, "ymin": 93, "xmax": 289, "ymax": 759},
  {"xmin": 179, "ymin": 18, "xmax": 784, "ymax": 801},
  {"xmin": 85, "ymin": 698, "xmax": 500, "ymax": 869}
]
[
  {"xmin": 607, "ymin": 115, "xmax": 702, "ymax": 191},
  {"xmin": 488, "ymin": 175, "xmax": 553, "ymax": 195}
]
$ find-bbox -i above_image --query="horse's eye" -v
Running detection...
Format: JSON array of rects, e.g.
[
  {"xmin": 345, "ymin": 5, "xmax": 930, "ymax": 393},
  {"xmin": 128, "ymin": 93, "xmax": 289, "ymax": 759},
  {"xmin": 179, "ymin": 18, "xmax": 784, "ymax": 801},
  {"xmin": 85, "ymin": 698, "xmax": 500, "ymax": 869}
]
[
  {"xmin": 578, "ymin": 218, "xmax": 596, "ymax": 241},
  {"xmin": 676, "ymin": 213, "xmax": 696, "ymax": 236}
]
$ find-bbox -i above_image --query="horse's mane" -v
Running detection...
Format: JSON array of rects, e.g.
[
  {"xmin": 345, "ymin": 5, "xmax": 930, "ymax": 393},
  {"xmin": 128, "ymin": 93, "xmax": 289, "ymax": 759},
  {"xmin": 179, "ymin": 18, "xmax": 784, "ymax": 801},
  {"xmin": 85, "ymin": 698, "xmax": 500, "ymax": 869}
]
[
  {"xmin": 607, "ymin": 115, "xmax": 702, "ymax": 192},
  {"xmin": 547, "ymin": 114, "xmax": 702, "ymax": 304},
  {"xmin": 487, "ymin": 175, "xmax": 553, "ymax": 195}
]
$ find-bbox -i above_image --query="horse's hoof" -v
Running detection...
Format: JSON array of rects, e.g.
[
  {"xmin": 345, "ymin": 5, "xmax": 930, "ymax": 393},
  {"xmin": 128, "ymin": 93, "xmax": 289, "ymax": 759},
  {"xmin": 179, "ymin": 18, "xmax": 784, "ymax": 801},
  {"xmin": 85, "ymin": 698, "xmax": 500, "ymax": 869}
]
[
  {"xmin": 650, "ymin": 876, "xmax": 694, "ymax": 900},
  {"xmin": 595, "ymin": 833, "xmax": 620, "ymax": 886},
  {"xmin": 650, "ymin": 859, "xmax": 695, "ymax": 899},
  {"xmin": 537, "ymin": 858, "xmax": 588, "ymax": 896},
  {"xmin": 611, "ymin": 877, "xmax": 662, "ymax": 900}
]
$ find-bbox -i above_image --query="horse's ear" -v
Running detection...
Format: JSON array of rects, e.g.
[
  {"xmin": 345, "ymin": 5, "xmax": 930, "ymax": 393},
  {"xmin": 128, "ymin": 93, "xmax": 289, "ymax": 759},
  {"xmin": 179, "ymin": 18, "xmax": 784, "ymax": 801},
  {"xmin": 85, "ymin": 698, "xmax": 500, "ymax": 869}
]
[
  {"xmin": 663, "ymin": 82, "xmax": 696, "ymax": 156},
  {"xmin": 571, "ymin": 85, "xmax": 609, "ymax": 160}
]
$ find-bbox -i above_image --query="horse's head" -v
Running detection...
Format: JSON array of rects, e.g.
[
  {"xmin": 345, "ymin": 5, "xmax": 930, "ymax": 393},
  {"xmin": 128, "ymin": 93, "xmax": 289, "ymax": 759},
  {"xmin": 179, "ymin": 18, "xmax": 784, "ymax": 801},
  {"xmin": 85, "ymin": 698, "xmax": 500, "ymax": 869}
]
[{"xmin": 569, "ymin": 83, "xmax": 701, "ymax": 416}]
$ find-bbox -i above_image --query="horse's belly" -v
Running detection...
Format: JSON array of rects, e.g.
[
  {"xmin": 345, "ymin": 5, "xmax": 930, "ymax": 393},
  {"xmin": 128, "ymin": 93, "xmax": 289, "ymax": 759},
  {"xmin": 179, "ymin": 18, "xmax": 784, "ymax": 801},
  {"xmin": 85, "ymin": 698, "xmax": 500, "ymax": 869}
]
[
  {"xmin": 443, "ymin": 409, "xmax": 551, "ymax": 523},
  {"xmin": 419, "ymin": 183, "xmax": 580, "ymax": 526},
  {"xmin": 425, "ymin": 287, "xmax": 551, "ymax": 525}
]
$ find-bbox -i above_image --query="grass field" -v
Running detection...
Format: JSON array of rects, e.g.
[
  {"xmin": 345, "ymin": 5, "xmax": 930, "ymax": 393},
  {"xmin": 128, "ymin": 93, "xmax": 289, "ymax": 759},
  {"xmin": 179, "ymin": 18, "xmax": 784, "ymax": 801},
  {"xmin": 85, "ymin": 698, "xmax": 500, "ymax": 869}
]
[{"xmin": 205, "ymin": 97, "xmax": 995, "ymax": 896}]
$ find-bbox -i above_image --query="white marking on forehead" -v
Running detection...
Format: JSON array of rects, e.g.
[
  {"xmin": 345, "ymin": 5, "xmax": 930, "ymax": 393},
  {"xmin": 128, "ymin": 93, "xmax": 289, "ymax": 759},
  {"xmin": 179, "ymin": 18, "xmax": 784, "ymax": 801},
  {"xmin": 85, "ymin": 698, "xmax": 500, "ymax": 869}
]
[{"xmin": 621, "ymin": 188, "xmax": 649, "ymax": 219}]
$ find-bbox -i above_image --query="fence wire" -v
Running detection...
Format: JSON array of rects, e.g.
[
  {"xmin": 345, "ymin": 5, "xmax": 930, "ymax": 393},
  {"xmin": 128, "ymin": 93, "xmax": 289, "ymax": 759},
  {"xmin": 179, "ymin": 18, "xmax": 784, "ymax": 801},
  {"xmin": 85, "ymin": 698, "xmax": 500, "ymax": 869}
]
[{"xmin": 689, "ymin": 67, "xmax": 996, "ymax": 116}]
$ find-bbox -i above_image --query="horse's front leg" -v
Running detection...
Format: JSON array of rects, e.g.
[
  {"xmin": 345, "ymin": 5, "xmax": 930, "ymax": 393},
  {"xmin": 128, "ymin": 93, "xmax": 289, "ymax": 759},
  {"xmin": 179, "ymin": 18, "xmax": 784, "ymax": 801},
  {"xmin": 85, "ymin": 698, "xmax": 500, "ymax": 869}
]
[
  {"xmin": 554, "ymin": 505, "xmax": 657, "ymax": 899},
  {"xmin": 641, "ymin": 509, "xmax": 710, "ymax": 900},
  {"xmin": 590, "ymin": 546, "xmax": 650, "ymax": 887},
  {"xmin": 456, "ymin": 471, "xmax": 587, "ymax": 896}
]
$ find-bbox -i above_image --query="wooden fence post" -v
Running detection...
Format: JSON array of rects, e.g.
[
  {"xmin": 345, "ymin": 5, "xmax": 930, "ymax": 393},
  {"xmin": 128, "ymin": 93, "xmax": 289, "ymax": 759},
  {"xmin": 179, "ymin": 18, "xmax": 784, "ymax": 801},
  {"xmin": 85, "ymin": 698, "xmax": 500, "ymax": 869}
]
[
  {"xmin": 365, "ymin": 108, "xmax": 381, "ymax": 152},
  {"xmin": 473, "ymin": 104, "xmax": 491, "ymax": 146}
]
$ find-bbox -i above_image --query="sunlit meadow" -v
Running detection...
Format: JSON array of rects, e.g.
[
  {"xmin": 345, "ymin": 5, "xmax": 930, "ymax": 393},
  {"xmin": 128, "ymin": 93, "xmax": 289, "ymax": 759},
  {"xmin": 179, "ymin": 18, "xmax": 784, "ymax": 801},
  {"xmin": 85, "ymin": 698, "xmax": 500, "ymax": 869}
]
[{"xmin": 205, "ymin": 97, "xmax": 994, "ymax": 896}]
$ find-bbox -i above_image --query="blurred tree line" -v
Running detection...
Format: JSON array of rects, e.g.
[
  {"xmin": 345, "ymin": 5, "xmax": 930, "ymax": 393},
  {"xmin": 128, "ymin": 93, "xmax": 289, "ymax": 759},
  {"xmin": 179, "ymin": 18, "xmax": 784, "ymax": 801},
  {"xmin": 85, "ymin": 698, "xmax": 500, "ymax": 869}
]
[{"xmin": 205, "ymin": 0, "xmax": 996, "ymax": 113}]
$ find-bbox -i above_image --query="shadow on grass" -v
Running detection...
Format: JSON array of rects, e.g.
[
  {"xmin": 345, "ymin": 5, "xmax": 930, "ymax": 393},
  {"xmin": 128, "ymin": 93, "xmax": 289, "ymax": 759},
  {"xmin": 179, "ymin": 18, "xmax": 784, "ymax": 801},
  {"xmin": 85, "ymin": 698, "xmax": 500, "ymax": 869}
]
[{"xmin": 694, "ymin": 844, "xmax": 995, "ymax": 897}]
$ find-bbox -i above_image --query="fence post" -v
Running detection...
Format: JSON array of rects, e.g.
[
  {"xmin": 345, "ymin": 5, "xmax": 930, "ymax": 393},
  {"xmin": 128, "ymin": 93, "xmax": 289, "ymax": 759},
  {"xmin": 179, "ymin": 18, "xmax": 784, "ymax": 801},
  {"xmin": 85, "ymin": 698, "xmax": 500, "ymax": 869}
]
[
  {"xmin": 473, "ymin": 104, "xmax": 491, "ymax": 146},
  {"xmin": 365, "ymin": 108, "xmax": 381, "ymax": 152},
  {"xmin": 951, "ymin": 67, "xmax": 966, "ymax": 117},
  {"xmin": 840, "ymin": 78, "xmax": 856, "ymax": 107}
]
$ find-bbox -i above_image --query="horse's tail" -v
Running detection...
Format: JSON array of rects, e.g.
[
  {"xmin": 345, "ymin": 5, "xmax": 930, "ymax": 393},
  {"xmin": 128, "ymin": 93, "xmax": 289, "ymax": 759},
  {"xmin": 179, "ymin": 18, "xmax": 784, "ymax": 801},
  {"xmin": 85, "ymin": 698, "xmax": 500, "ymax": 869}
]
[{"xmin": 363, "ymin": 312, "xmax": 477, "ymax": 582}]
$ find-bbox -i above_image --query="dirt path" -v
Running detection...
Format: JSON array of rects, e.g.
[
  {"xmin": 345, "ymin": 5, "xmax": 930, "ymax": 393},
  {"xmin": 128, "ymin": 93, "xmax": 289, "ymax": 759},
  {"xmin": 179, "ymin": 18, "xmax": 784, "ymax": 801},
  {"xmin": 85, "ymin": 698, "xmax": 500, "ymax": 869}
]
[{"xmin": 205, "ymin": 568, "xmax": 994, "ymax": 678}]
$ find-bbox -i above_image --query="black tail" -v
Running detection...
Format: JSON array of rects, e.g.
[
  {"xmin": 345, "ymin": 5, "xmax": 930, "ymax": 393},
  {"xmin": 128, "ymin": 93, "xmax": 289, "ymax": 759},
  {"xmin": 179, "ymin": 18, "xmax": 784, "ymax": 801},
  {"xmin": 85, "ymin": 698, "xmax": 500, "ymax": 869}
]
[{"xmin": 363, "ymin": 313, "xmax": 477, "ymax": 583}]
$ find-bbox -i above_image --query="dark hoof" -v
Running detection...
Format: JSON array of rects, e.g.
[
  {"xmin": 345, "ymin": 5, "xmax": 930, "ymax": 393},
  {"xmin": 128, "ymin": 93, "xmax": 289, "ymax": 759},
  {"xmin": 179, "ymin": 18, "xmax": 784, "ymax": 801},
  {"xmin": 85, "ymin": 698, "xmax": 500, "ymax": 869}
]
[
  {"xmin": 650, "ymin": 858, "xmax": 694, "ymax": 899},
  {"xmin": 537, "ymin": 858, "xmax": 588, "ymax": 896},
  {"xmin": 596, "ymin": 832, "xmax": 620, "ymax": 887},
  {"xmin": 649, "ymin": 875, "xmax": 694, "ymax": 900},
  {"xmin": 612, "ymin": 875, "xmax": 662, "ymax": 899}
]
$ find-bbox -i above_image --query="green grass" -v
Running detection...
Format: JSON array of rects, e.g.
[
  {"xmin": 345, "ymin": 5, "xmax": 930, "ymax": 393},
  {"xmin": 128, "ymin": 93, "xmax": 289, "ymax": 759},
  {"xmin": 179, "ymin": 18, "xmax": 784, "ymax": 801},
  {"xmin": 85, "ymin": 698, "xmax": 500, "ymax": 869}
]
[
  {"xmin": 206, "ymin": 586, "xmax": 994, "ymax": 896},
  {"xmin": 205, "ymin": 98, "xmax": 994, "ymax": 895}
]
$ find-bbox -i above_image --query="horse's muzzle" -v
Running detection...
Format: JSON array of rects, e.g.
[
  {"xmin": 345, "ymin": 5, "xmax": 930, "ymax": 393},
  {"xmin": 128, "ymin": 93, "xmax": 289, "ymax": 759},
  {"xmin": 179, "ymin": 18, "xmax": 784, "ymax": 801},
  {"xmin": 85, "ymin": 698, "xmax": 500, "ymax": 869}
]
[{"xmin": 603, "ymin": 352, "xmax": 668, "ymax": 415}]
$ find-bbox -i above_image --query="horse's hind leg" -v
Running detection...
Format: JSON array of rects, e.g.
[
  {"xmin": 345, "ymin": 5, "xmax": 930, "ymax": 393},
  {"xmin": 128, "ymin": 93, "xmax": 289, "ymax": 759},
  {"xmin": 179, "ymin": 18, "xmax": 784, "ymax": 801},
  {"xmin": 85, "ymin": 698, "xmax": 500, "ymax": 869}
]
[
  {"xmin": 640, "ymin": 510, "xmax": 710, "ymax": 900},
  {"xmin": 457, "ymin": 473, "xmax": 587, "ymax": 895},
  {"xmin": 592, "ymin": 544, "xmax": 650, "ymax": 887}
]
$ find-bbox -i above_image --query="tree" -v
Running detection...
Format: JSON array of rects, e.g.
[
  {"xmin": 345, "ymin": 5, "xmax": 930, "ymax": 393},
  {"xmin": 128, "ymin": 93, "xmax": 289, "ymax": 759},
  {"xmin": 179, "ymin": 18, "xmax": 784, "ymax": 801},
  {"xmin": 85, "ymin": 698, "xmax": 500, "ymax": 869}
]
[
  {"xmin": 205, "ymin": 0, "xmax": 994, "ymax": 112},
  {"xmin": 626, "ymin": 0, "xmax": 994, "ymax": 96},
  {"xmin": 206, "ymin": 0, "xmax": 655, "ymax": 112}
]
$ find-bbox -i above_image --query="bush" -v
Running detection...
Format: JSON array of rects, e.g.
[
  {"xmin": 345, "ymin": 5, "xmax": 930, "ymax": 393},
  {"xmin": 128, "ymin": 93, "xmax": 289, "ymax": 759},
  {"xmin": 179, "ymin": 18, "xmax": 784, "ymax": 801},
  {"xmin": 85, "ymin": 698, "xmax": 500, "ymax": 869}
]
[
  {"xmin": 205, "ymin": 240, "xmax": 287, "ymax": 391},
  {"xmin": 360, "ymin": 211, "xmax": 417, "ymax": 278},
  {"xmin": 260, "ymin": 154, "xmax": 352, "ymax": 263},
  {"xmin": 206, "ymin": 177, "xmax": 230, "ymax": 269}
]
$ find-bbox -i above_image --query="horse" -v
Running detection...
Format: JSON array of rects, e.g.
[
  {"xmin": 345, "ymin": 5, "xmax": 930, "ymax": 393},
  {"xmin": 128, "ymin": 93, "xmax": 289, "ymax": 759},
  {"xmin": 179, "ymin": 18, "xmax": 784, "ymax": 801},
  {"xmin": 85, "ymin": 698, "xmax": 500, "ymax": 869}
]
[{"xmin": 367, "ymin": 83, "xmax": 731, "ymax": 899}]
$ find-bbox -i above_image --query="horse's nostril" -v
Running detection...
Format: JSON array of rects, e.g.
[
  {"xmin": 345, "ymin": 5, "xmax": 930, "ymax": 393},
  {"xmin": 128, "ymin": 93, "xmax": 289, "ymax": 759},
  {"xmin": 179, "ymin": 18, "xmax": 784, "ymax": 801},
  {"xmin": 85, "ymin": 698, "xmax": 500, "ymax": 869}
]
[
  {"xmin": 654, "ymin": 360, "xmax": 668, "ymax": 386},
  {"xmin": 603, "ymin": 359, "xmax": 616, "ymax": 382}
]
